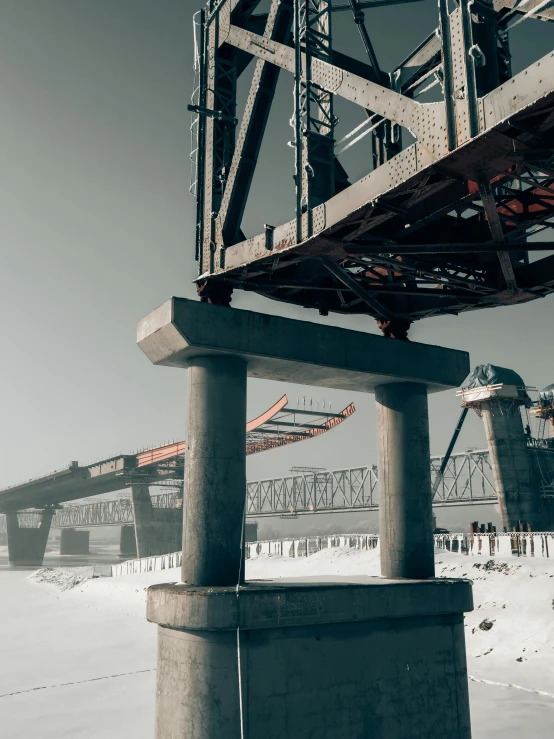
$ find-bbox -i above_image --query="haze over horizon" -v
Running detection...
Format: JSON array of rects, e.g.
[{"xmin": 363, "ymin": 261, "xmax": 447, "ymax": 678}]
[{"xmin": 1, "ymin": 0, "xmax": 553, "ymax": 490}]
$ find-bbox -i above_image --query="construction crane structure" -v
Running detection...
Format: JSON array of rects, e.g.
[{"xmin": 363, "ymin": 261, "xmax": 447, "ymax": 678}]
[{"xmin": 190, "ymin": 0, "xmax": 554, "ymax": 339}]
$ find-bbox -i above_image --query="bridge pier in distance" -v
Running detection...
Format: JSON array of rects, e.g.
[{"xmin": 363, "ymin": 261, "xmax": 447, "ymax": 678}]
[
  {"xmin": 59, "ymin": 528, "xmax": 90, "ymax": 555},
  {"xmin": 119, "ymin": 524, "xmax": 137, "ymax": 559},
  {"xmin": 482, "ymin": 398, "xmax": 542, "ymax": 531},
  {"xmin": 5, "ymin": 508, "xmax": 54, "ymax": 567},
  {"xmin": 460, "ymin": 367, "xmax": 544, "ymax": 532},
  {"xmin": 138, "ymin": 299, "xmax": 473, "ymax": 739},
  {"xmin": 131, "ymin": 484, "xmax": 182, "ymax": 559}
]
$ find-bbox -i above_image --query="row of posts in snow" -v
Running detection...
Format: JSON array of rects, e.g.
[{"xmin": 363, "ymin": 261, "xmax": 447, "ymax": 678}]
[{"xmin": 112, "ymin": 530, "xmax": 554, "ymax": 576}]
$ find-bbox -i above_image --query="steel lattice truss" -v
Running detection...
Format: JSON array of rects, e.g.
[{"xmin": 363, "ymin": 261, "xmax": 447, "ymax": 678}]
[
  {"xmin": 131, "ymin": 395, "xmax": 355, "ymax": 481},
  {"xmin": 246, "ymin": 448, "xmax": 500, "ymax": 514},
  {"xmin": 191, "ymin": 0, "xmax": 554, "ymax": 336},
  {"xmin": 0, "ymin": 493, "xmax": 179, "ymax": 530},
  {"xmin": 1, "ymin": 448, "xmax": 526, "ymax": 530}
]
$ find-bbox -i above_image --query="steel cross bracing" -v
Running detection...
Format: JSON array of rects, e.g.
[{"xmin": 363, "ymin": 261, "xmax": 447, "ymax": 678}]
[
  {"xmin": 193, "ymin": 0, "xmax": 554, "ymax": 335},
  {"xmin": 0, "ymin": 449, "xmax": 511, "ymax": 531},
  {"xmin": 0, "ymin": 493, "xmax": 180, "ymax": 531},
  {"xmin": 246, "ymin": 448, "xmax": 499, "ymax": 515}
]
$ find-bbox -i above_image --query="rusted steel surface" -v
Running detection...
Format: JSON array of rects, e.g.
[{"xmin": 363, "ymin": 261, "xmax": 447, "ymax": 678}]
[{"xmin": 191, "ymin": 0, "xmax": 554, "ymax": 330}]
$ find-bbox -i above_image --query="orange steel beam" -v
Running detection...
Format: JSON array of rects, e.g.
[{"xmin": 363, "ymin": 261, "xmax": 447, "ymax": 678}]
[
  {"xmin": 136, "ymin": 395, "xmax": 355, "ymax": 468},
  {"xmin": 246, "ymin": 394, "xmax": 289, "ymax": 432},
  {"xmin": 245, "ymin": 402, "xmax": 356, "ymax": 455}
]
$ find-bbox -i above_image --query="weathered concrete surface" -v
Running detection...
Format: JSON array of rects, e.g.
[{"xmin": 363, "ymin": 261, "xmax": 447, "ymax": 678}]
[
  {"xmin": 138, "ymin": 297, "xmax": 473, "ymax": 739},
  {"xmin": 147, "ymin": 576, "xmax": 473, "ymax": 630},
  {"xmin": 130, "ymin": 484, "xmax": 182, "ymax": 559},
  {"xmin": 59, "ymin": 528, "xmax": 90, "ymax": 555},
  {"xmin": 6, "ymin": 509, "xmax": 54, "ymax": 567},
  {"xmin": 245, "ymin": 521, "xmax": 258, "ymax": 542},
  {"xmin": 137, "ymin": 298, "xmax": 469, "ymax": 393},
  {"xmin": 182, "ymin": 356, "xmax": 247, "ymax": 586},
  {"xmin": 120, "ymin": 524, "xmax": 137, "ymax": 558},
  {"xmin": 376, "ymin": 382, "xmax": 435, "ymax": 578},
  {"xmin": 482, "ymin": 400, "xmax": 542, "ymax": 530},
  {"xmin": 149, "ymin": 578, "xmax": 473, "ymax": 739}
]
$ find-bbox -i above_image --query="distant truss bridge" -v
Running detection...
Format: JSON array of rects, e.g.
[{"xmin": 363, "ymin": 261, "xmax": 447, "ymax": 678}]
[{"xmin": 0, "ymin": 449, "xmax": 502, "ymax": 530}]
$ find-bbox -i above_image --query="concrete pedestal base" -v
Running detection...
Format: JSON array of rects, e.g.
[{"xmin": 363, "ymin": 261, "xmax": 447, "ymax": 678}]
[{"xmin": 148, "ymin": 577, "xmax": 473, "ymax": 739}]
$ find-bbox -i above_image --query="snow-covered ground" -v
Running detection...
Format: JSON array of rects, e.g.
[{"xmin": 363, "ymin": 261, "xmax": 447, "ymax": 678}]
[{"xmin": 0, "ymin": 549, "xmax": 553, "ymax": 737}]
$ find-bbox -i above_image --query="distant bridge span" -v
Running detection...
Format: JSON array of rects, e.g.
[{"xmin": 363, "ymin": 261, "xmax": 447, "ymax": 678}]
[
  {"xmin": 0, "ymin": 395, "xmax": 354, "ymax": 513},
  {"xmin": 0, "ymin": 450, "xmax": 501, "ymax": 531}
]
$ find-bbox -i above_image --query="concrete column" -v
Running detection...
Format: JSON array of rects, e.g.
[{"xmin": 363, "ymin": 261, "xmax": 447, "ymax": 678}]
[
  {"xmin": 6, "ymin": 508, "xmax": 54, "ymax": 567},
  {"xmin": 481, "ymin": 399, "xmax": 541, "ymax": 530},
  {"xmin": 120, "ymin": 524, "xmax": 137, "ymax": 558},
  {"xmin": 376, "ymin": 382, "xmax": 435, "ymax": 579},
  {"xmin": 244, "ymin": 521, "xmax": 258, "ymax": 543},
  {"xmin": 60, "ymin": 528, "xmax": 90, "ymax": 555},
  {"xmin": 182, "ymin": 355, "xmax": 247, "ymax": 586},
  {"xmin": 130, "ymin": 484, "xmax": 155, "ymax": 559},
  {"xmin": 130, "ymin": 485, "xmax": 183, "ymax": 558}
]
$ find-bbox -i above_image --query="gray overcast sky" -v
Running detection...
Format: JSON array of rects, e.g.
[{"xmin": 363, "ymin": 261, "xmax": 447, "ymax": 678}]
[{"xmin": 0, "ymin": 1, "xmax": 553, "ymax": 490}]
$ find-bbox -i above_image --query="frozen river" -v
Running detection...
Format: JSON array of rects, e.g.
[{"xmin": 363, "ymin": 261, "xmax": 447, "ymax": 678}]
[{"xmin": 0, "ymin": 549, "xmax": 553, "ymax": 737}]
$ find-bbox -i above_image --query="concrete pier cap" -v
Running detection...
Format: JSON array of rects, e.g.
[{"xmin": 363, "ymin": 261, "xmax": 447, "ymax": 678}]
[
  {"xmin": 137, "ymin": 298, "xmax": 469, "ymax": 392},
  {"xmin": 138, "ymin": 299, "xmax": 473, "ymax": 739}
]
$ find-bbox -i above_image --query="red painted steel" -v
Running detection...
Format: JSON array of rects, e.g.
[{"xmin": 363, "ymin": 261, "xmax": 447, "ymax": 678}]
[
  {"xmin": 136, "ymin": 442, "xmax": 186, "ymax": 468},
  {"xmin": 245, "ymin": 402, "xmax": 356, "ymax": 455},
  {"xmin": 136, "ymin": 396, "xmax": 355, "ymax": 468},
  {"xmin": 246, "ymin": 395, "xmax": 289, "ymax": 432}
]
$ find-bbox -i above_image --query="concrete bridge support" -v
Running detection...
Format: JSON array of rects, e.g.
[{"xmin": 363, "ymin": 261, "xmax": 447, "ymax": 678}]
[
  {"xmin": 5, "ymin": 508, "xmax": 54, "ymax": 567},
  {"xmin": 60, "ymin": 528, "xmax": 90, "ymax": 555},
  {"xmin": 120, "ymin": 524, "xmax": 137, "ymax": 558},
  {"xmin": 138, "ymin": 299, "xmax": 473, "ymax": 739},
  {"xmin": 182, "ymin": 356, "xmax": 247, "ymax": 585},
  {"xmin": 376, "ymin": 382, "xmax": 434, "ymax": 579},
  {"xmin": 481, "ymin": 399, "xmax": 542, "ymax": 531},
  {"xmin": 130, "ymin": 484, "xmax": 182, "ymax": 559}
]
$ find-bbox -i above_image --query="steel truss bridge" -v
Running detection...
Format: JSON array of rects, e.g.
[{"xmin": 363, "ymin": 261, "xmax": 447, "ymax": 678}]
[
  {"xmin": 0, "ymin": 449, "xmax": 514, "ymax": 530},
  {"xmin": 0, "ymin": 394, "xmax": 353, "ymax": 512},
  {"xmin": 193, "ymin": 0, "xmax": 554, "ymax": 338}
]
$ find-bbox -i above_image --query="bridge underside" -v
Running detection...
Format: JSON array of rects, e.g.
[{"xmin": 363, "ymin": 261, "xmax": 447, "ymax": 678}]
[
  {"xmin": 217, "ymin": 97, "xmax": 554, "ymax": 322},
  {"xmin": 195, "ymin": 0, "xmax": 554, "ymax": 334}
]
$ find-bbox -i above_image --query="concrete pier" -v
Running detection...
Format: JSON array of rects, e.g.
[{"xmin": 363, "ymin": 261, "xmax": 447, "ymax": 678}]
[
  {"xmin": 130, "ymin": 484, "xmax": 182, "ymax": 559},
  {"xmin": 481, "ymin": 399, "xmax": 541, "ymax": 530},
  {"xmin": 376, "ymin": 382, "xmax": 434, "ymax": 579},
  {"xmin": 148, "ymin": 578, "xmax": 473, "ymax": 739},
  {"xmin": 5, "ymin": 508, "xmax": 54, "ymax": 567},
  {"xmin": 138, "ymin": 299, "xmax": 472, "ymax": 739},
  {"xmin": 183, "ymin": 356, "xmax": 247, "ymax": 586},
  {"xmin": 60, "ymin": 528, "xmax": 90, "ymax": 555},
  {"xmin": 120, "ymin": 524, "xmax": 137, "ymax": 558}
]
